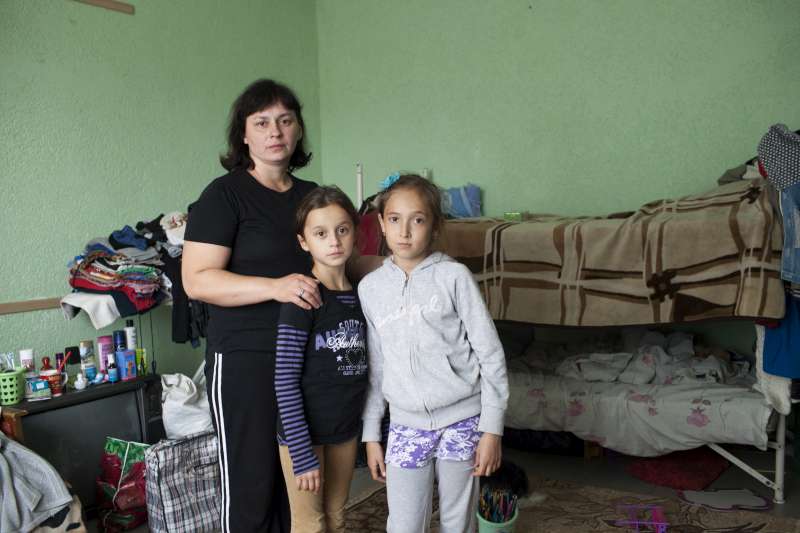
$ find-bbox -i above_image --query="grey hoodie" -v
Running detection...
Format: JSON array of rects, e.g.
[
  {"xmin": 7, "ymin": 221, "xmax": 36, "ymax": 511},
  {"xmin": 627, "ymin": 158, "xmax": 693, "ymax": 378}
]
[{"xmin": 359, "ymin": 252, "xmax": 508, "ymax": 442}]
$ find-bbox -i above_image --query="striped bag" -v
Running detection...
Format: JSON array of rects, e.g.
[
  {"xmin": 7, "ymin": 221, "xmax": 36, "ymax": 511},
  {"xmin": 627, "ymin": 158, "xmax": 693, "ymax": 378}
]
[{"xmin": 145, "ymin": 431, "xmax": 221, "ymax": 533}]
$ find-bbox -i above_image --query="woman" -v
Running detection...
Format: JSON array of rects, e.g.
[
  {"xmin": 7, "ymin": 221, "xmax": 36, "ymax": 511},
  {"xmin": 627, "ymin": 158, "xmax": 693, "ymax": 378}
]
[{"xmin": 183, "ymin": 79, "xmax": 321, "ymax": 533}]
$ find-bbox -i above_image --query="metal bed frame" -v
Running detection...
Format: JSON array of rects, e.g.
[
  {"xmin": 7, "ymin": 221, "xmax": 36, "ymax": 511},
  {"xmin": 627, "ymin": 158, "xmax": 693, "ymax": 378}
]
[{"xmin": 707, "ymin": 400, "xmax": 796, "ymax": 504}]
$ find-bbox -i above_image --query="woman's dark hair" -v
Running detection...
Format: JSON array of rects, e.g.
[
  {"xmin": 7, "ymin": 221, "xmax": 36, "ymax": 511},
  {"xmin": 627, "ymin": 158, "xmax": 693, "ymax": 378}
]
[
  {"xmin": 376, "ymin": 174, "xmax": 444, "ymax": 234},
  {"xmin": 220, "ymin": 79, "xmax": 312, "ymax": 172},
  {"xmin": 295, "ymin": 186, "xmax": 359, "ymax": 236}
]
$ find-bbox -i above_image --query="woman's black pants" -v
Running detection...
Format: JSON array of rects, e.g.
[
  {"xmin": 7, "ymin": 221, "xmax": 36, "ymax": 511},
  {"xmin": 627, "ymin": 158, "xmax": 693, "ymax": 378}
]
[{"xmin": 206, "ymin": 349, "xmax": 290, "ymax": 533}]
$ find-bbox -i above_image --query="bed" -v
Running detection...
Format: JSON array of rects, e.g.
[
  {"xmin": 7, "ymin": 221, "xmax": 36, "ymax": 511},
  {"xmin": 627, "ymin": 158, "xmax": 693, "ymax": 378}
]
[
  {"xmin": 437, "ymin": 178, "xmax": 784, "ymax": 326},
  {"xmin": 428, "ymin": 177, "xmax": 794, "ymax": 503},
  {"xmin": 504, "ymin": 332, "xmax": 772, "ymax": 457}
]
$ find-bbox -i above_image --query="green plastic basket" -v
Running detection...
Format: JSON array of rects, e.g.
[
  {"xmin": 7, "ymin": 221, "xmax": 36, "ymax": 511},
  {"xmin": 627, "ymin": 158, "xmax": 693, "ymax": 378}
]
[{"xmin": 0, "ymin": 368, "xmax": 24, "ymax": 406}]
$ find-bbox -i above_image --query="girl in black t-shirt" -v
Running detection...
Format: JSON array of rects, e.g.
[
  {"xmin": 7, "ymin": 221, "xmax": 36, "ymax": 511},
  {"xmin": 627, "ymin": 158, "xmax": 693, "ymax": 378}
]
[{"xmin": 274, "ymin": 186, "xmax": 368, "ymax": 533}]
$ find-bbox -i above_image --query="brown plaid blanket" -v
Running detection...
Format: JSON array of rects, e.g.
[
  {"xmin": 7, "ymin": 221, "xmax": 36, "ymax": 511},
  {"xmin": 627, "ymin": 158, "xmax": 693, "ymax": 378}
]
[{"xmin": 437, "ymin": 179, "xmax": 784, "ymax": 326}]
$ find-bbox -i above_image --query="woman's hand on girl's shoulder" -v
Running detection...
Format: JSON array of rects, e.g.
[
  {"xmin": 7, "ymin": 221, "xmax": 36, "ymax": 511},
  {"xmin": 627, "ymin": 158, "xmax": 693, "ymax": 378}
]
[
  {"xmin": 296, "ymin": 468, "xmax": 322, "ymax": 494},
  {"xmin": 273, "ymin": 273, "xmax": 321, "ymax": 310},
  {"xmin": 473, "ymin": 433, "xmax": 502, "ymax": 477}
]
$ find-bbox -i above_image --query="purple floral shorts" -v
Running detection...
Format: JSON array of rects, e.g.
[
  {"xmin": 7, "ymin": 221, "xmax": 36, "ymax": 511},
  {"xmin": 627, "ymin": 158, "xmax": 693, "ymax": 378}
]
[{"xmin": 385, "ymin": 415, "xmax": 481, "ymax": 469}]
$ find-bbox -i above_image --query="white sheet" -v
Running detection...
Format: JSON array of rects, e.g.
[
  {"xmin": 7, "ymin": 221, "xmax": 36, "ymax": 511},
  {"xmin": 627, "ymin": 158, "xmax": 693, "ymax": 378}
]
[
  {"xmin": 754, "ymin": 324, "xmax": 793, "ymax": 415},
  {"xmin": 505, "ymin": 334, "xmax": 774, "ymax": 457}
]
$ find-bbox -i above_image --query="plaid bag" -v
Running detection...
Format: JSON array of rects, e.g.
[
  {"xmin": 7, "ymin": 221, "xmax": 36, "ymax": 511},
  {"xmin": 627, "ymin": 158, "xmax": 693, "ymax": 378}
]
[{"xmin": 145, "ymin": 431, "xmax": 221, "ymax": 533}]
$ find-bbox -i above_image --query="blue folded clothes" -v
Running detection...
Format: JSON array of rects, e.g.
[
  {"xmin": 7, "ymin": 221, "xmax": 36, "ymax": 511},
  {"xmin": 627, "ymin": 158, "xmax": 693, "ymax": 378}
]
[
  {"xmin": 763, "ymin": 292, "xmax": 800, "ymax": 379},
  {"xmin": 443, "ymin": 184, "xmax": 482, "ymax": 218},
  {"xmin": 86, "ymin": 238, "xmax": 116, "ymax": 255},
  {"xmin": 110, "ymin": 225, "xmax": 150, "ymax": 251}
]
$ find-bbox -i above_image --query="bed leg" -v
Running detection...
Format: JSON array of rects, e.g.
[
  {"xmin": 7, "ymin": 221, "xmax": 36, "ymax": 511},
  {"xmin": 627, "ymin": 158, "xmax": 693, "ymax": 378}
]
[
  {"xmin": 584, "ymin": 440, "xmax": 604, "ymax": 461},
  {"xmin": 774, "ymin": 413, "xmax": 786, "ymax": 504}
]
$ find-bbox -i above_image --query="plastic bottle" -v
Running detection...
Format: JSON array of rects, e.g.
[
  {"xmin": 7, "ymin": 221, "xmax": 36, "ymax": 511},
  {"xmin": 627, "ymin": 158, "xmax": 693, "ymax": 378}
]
[
  {"xmin": 124, "ymin": 320, "xmax": 137, "ymax": 350},
  {"xmin": 82, "ymin": 359, "xmax": 97, "ymax": 382},
  {"xmin": 118, "ymin": 350, "xmax": 137, "ymax": 381},
  {"xmin": 97, "ymin": 335, "xmax": 113, "ymax": 375},
  {"xmin": 107, "ymin": 352, "xmax": 119, "ymax": 383},
  {"xmin": 74, "ymin": 373, "xmax": 87, "ymax": 391},
  {"xmin": 79, "ymin": 340, "xmax": 97, "ymax": 381},
  {"xmin": 19, "ymin": 348, "xmax": 35, "ymax": 372},
  {"xmin": 135, "ymin": 348, "xmax": 146, "ymax": 376},
  {"xmin": 79, "ymin": 340, "xmax": 93, "ymax": 359},
  {"xmin": 20, "ymin": 348, "xmax": 44, "ymax": 400},
  {"xmin": 113, "ymin": 330, "xmax": 126, "ymax": 352}
]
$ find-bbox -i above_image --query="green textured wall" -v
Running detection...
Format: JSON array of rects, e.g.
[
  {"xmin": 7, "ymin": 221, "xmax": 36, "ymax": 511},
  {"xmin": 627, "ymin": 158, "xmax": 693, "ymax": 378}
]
[
  {"xmin": 0, "ymin": 0, "xmax": 321, "ymax": 375},
  {"xmin": 4, "ymin": 1, "xmax": 800, "ymax": 375},
  {"xmin": 316, "ymin": 0, "xmax": 800, "ymax": 216}
]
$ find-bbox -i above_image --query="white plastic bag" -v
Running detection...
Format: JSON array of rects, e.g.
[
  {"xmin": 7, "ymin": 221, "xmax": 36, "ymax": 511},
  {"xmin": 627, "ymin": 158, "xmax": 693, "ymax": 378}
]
[{"xmin": 161, "ymin": 362, "xmax": 213, "ymax": 439}]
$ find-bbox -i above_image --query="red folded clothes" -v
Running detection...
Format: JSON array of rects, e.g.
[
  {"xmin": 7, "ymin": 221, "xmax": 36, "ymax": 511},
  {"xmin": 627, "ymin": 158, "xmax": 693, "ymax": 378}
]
[
  {"xmin": 68, "ymin": 250, "xmax": 162, "ymax": 313},
  {"xmin": 70, "ymin": 277, "xmax": 158, "ymax": 312}
]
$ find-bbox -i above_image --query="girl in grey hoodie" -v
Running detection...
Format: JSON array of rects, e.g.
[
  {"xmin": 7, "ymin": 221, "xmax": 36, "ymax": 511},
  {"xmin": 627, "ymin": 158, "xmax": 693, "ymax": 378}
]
[{"xmin": 359, "ymin": 175, "xmax": 509, "ymax": 533}]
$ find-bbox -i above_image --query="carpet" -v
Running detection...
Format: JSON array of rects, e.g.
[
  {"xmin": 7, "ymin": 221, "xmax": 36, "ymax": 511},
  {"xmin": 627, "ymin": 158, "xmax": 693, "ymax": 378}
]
[
  {"xmin": 344, "ymin": 484, "xmax": 440, "ymax": 533},
  {"xmin": 344, "ymin": 477, "xmax": 800, "ymax": 533}
]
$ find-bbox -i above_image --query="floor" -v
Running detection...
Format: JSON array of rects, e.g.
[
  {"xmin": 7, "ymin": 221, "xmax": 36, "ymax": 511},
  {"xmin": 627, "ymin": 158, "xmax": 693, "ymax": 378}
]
[
  {"xmin": 505, "ymin": 444, "xmax": 799, "ymax": 519},
  {"xmin": 87, "ymin": 443, "xmax": 797, "ymax": 531},
  {"xmin": 86, "ymin": 464, "xmax": 384, "ymax": 532}
]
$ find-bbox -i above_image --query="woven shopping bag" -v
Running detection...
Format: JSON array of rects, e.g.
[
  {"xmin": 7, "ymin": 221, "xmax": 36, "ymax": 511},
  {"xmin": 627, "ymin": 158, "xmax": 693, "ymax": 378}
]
[
  {"xmin": 145, "ymin": 431, "xmax": 220, "ymax": 533},
  {"xmin": 96, "ymin": 437, "xmax": 150, "ymax": 531}
]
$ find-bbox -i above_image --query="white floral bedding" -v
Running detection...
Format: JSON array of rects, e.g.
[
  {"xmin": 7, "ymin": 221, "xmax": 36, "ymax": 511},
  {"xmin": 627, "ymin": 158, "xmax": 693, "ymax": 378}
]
[{"xmin": 504, "ymin": 333, "xmax": 774, "ymax": 456}]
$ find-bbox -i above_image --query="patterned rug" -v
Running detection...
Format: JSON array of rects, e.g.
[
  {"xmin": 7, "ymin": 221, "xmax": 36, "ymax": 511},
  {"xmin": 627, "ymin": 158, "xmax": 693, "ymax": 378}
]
[
  {"xmin": 344, "ymin": 477, "xmax": 800, "ymax": 532},
  {"xmin": 344, "ymin": 484, "xmax": 439, "ymax": 533}
]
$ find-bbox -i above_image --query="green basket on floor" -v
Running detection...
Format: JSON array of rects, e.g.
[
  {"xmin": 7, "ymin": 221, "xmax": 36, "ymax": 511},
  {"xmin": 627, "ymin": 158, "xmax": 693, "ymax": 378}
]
[{"xmin": 0, "ymin": 368, "xmax": 24, "ymax": 405}]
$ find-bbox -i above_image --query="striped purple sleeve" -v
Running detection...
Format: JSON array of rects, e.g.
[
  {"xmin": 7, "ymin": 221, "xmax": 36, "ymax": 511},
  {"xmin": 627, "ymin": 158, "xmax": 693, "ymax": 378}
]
[{"xmin": 275, "ymin": 323, "xmax": 319, "ymax": 476}]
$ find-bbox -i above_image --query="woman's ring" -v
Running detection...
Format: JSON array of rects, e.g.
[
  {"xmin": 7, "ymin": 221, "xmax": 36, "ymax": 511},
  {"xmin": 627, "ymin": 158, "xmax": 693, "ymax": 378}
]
[{"xmin": 298, "ymin": 288, "xmax": 305, "ymax": 298}]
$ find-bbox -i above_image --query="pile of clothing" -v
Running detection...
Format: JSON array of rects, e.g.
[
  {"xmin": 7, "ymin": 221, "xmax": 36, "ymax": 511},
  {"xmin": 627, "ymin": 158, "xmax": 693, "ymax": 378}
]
[
  {"xmin": 69, "ymin": 249, "xmax": 162, "ymax": 312},
  {"xmin": 720, "ymin": 123, "xmax": 800, "ymax": 398},
  {"xmin": 1, "ymin": 432, "xmax": 79, "ymax": 533},
  {"xmin": 62, "ymin": 212, "xmax": 187, "ymax": 328}
]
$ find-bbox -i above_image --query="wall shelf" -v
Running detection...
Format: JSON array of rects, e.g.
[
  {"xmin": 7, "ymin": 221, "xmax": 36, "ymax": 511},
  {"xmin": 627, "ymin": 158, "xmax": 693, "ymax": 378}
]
[{"xmin": 0, "ymin": 298, "xmax": 61, "ymax": 316}]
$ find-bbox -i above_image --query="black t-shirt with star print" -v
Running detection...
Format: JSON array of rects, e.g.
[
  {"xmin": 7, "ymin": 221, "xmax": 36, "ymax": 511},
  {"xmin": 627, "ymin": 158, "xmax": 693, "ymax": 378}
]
[{"xmin": 275, "ymin": 285, "xmax": 368, "ymax": 445}]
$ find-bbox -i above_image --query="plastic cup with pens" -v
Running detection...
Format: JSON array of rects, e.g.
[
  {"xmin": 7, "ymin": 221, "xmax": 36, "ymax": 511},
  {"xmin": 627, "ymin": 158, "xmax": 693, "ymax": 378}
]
[
  {"xmin": 476, "ymin": 461, "xmax": 529, "ymax": 533},
  {"xmin": 478, "ymin": 487, "xmax": 519, "ymax": 533}
]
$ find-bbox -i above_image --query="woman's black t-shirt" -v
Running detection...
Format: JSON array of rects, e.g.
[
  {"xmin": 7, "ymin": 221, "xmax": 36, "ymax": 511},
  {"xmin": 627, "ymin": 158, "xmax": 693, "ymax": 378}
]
[{"xmin": 183, "ymin": 168, "xmax": 317, "ymax": 354}]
